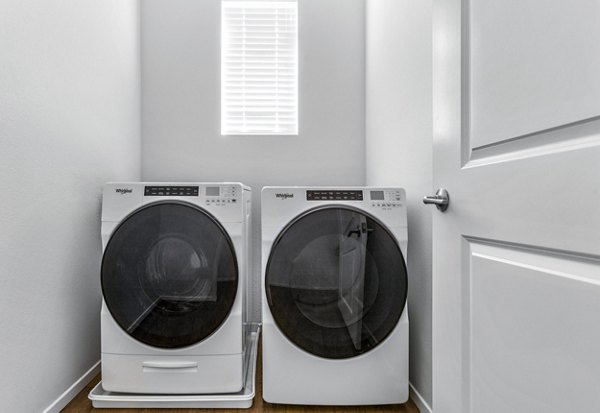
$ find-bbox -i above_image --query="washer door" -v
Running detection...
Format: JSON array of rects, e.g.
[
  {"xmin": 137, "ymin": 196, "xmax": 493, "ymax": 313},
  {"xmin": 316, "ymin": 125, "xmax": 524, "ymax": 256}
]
[
  {"xmin": 266, "ymin": 206, "xmax": 407, "ymax": 359},
  {"xmin": 101, "ymin": 202, "xmax": 238, "ymax": 349}
]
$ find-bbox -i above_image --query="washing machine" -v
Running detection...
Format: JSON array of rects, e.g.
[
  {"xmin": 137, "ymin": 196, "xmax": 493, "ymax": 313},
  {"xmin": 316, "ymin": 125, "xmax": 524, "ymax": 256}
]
[
  {"xmin": 100, "ymin": 182, "xmax": 251, "ymax": 394},
  {"xmin": 261, "ymin": 186, "xmax": 409, "ymax": 405}
]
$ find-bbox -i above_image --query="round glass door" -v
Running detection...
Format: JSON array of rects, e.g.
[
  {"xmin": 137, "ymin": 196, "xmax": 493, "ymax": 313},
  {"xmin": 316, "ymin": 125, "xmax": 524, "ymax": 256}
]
[
  {"xmin": 101, "ymin": 202, "xmax": 238, "ymax": 349},
  {"xmin": 266, "ymin": 207, "xmax": 407, "ymax": 359}
]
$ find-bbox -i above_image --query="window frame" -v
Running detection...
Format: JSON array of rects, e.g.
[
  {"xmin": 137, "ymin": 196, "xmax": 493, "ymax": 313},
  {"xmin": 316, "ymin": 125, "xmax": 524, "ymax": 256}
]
[{"xmin": 221, "ymin": 0, "xmax": 299, "ymax": 136}]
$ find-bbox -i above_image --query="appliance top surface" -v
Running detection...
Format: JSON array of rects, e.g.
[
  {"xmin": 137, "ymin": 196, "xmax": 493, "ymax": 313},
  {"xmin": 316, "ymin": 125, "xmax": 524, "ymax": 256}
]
[
  {"xmin": 262, "ymin": 185, "xmax": 404, "ymax": 190},
  {"xmin": 106, "ymin": 181, "xmax": 251, "ymax": 191}
]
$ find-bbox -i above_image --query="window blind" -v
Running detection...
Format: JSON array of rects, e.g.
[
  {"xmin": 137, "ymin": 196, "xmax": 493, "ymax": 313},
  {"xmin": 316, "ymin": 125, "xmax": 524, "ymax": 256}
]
[{"xmin": 221, "ymin": 1, "xmax": 298, "ymax": 135}]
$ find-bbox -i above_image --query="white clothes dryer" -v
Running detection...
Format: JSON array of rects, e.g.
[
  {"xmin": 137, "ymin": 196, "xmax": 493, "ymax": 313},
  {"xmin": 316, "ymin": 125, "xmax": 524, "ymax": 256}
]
[
  {"xmin": 100, "ymin": 182, "xmax": 251, "ymax": 394},
  {"xmin": 261, "ymin": 187, "xmax": 409, "ymax": 405}
]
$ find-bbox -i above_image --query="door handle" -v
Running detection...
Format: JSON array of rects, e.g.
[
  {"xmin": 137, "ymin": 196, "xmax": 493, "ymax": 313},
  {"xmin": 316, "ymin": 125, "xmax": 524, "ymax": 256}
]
[{"xmin": 423, "ymin": 188, "xmax": 450, "ymax": 212}]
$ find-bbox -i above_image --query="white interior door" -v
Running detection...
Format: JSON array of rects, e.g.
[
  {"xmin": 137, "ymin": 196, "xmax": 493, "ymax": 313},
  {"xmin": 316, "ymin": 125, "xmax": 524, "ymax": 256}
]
[{"xmin": 431, "ymin": 0, "xmax": 600, "ymax": 412}]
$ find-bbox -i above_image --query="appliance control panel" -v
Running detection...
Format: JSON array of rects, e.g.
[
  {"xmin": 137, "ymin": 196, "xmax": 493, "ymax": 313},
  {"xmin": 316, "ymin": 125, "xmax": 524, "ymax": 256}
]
[
  {"xmin": 304, "ymin": 189, "xmax": 403, "ymax": 209},
  {"xmin": 369, "ymin": 189, "xmax": 403, "ymax": 209},
  {"xmin": 144, "ymin": 185, "xmax": 199, "ymax": 197},
  {"xmin": 306, "ymin": 190, "xmax": 364, "ymax": 201},
  {"xmin": 204, "ymin": 185, "xmax": 239, "ymax": 206},
  {"xmin": 142, "ymin": 185, "xmax": 241, "ymax": 207}
]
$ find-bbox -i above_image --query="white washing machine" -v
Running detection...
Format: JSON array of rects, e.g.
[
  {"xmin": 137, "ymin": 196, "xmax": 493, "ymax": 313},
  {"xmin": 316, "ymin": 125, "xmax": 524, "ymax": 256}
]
[
  {"xmin": 261, "ymin": 187, "xmax": 409, "ymax": 405},
  {"xmin": 100, "ymin": 182, "xmax": 251, "ymax": 394}
]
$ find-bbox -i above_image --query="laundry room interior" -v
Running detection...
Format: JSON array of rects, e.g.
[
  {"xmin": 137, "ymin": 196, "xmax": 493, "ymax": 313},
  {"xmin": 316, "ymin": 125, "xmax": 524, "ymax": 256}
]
[{"xmin": 1, "ymin": 0, "xmax": 598, "ymax": 412}]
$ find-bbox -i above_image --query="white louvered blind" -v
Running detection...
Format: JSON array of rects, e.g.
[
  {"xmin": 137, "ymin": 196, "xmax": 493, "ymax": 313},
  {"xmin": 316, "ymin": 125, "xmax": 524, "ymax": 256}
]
[{"xmin": 221, "ymin": 1, "xmax": 298, "ymax": 135}]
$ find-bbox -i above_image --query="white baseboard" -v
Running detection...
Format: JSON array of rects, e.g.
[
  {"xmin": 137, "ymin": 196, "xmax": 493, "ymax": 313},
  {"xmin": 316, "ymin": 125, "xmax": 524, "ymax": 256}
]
[
  {"xmin": 43, "ymin": 360, "xmax": 100, "ymax": 413},
  {"xmin": 410, "ymin": 382, "xmax": 432, "ymax": 413}
]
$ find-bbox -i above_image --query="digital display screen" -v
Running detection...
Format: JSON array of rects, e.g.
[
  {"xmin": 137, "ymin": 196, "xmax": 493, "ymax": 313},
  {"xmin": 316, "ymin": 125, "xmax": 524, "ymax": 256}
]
[
  {"xmin": 206, "ymin": 187, "xmax": 220, "ymax": 196},
  {"xmin": 370, "ymin": 191, "xmax": 385, "ymax": 200}
]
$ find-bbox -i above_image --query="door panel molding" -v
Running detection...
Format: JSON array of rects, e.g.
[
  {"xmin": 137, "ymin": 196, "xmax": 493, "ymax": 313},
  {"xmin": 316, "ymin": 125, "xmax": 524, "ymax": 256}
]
[
  {"xmin": 463, "ymin": 238, "xmax": 600, "ymax": 412},
  {"xmin": 459, "ymin": 0, "xmax": 600, "ymax": 166},
  {"xmin": 465, "ymin": 236, "xmax": 600, "ymax": 285},
  {"xmin": 464, "ymin": 116, "xmax": 600, "ymax": 168},
  {"xmin": 466, "ymin": 0, "xmax": 600, "ymax": 150}
]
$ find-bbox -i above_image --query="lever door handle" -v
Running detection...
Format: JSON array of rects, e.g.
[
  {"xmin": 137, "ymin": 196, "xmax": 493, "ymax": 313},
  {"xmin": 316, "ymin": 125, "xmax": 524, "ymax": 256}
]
[{"xmin": 423, "ymin": 188, "xmax": 450, "ymax": 212}]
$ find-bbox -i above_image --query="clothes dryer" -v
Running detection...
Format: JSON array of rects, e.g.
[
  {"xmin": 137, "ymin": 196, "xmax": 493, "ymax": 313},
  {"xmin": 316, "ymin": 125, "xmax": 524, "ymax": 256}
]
[{"xmin": 261, "ymin": 187, "xmax": 408, "ymax": 405}]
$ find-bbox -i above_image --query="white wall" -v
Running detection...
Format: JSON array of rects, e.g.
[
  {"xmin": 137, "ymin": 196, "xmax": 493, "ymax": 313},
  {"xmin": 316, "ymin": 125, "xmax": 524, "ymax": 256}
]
[
  {"xmin": 366, "ymin": 0, "xmax": 433, "ymax": 409},
  {"xmin": 0, "ymin": 1, "xmax": 141, "ymax": 411},
  {"xmin": 141, "ymin": 0, "xmax": 366, "ymax": 322}
]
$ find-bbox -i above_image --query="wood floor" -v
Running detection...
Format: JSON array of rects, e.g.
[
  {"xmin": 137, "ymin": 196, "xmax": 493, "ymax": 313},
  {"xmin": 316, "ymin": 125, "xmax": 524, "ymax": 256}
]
[{"xmin": 62, "ymin": 344, "xmax": 419, "ymax": 413}]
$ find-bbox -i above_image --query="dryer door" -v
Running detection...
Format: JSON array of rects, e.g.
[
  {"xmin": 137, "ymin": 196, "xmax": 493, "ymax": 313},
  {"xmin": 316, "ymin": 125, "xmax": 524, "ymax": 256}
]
[
  {"xmin": 266, "ymin": 206, "xmax": 407, "ymax": 359},
  {"xmin": 101, "ymin": 201, "xmax": 238, "ymax": 349}
]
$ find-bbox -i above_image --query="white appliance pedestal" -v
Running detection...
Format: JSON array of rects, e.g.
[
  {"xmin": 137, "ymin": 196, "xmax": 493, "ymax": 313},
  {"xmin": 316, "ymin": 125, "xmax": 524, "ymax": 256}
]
[{"xmin": 89, "ymin": 324, "xmax": 260, "ymax": 409}]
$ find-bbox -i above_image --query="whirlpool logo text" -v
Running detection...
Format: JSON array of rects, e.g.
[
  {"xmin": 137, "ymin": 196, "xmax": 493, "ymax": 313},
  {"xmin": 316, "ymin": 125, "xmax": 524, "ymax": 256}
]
[
  {"xmin": 275, "ymin": 193, "xmax": 294, "ymax": 200},
  {"xmin": 115, "ymin": 188, "xmax": 133, "ymax": 195}
]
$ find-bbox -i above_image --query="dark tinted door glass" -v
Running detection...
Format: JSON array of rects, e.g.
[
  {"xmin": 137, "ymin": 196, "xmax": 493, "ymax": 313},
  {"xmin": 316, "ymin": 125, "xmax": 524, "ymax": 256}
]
[
  {"xmin": 266, "ymin": 207, "xmax": 407, "ymax": 359},
  {"xmin": 102, "ymin": 202, "xmax": 238, "ymax": 349}
]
